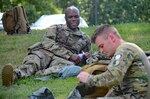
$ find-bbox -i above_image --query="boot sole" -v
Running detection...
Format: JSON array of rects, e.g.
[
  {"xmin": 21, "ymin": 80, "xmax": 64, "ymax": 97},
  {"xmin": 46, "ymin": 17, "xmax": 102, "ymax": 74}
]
[{"xmin": 2, "ymin": 64, "xmax": 13, "ymax": 86}]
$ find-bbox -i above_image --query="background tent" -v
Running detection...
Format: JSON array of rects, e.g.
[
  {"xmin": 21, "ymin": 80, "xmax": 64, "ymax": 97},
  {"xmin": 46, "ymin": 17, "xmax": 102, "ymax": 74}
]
[
  {"xmin": 0, "ymin": 13, "xmax": 4, "ymax": 30},
  {"xmin": 31, "ymin": 14, "xmax": 88, "ymax": 30}
]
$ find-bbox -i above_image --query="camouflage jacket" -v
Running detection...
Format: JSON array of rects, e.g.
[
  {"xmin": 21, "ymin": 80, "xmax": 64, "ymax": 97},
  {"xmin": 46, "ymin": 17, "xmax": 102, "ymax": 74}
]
[
  {"xmin": 29, "ymin": 24, "xmax": 91, "ymax": 60},
  {"xmin": 87, "ymin": 42, "xmax": 148, "ymax": 96}
]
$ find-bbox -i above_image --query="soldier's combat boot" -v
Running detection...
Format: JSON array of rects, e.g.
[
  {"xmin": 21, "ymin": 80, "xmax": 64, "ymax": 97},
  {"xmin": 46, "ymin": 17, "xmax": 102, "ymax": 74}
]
[{"xmin": 2, "ymin": 64, "xmax": 17, "ymax": 86}]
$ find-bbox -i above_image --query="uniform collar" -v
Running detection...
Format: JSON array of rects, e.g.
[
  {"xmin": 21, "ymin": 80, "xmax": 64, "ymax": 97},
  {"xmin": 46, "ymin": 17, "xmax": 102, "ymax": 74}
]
[{"xmin": 63, "ymin": 24, "xmax": 83, "ymax": 36}]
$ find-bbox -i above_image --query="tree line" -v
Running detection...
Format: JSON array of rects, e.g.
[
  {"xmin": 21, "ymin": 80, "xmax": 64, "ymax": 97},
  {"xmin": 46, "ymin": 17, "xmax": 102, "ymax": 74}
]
[{"xmin": 1, "ymin": 0, "xmax": 149, "ymax": 25}]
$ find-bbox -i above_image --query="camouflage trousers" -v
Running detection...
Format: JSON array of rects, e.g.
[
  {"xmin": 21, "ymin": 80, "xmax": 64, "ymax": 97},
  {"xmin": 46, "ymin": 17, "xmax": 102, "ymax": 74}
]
[
  {"xmin": 15, "ymin": 49, "xmax": 74, "ymax": 78},
  {"xmin": 96, "ymin": 94, "xmax": 146, "ymax": 99},
  {"xmin": 67, "ymin": 86, "xmax": 146, "ymax": 99}
]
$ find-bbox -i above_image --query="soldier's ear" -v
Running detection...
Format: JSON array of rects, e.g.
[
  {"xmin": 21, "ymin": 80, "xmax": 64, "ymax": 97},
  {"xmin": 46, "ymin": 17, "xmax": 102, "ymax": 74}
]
[{"xmin": 108, "ymin": 33, "xmax": 115, "ymax": 42}]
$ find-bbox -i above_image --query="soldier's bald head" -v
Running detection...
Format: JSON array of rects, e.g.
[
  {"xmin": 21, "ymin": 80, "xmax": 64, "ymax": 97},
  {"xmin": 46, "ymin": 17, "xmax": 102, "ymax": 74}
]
[
  {"xmin": 65, "ymin": 6, "xmax": 80, "ymax": 16},
  {"xmin": 64, "ymin": 6, "xmax": 80, "ymax": 30}
]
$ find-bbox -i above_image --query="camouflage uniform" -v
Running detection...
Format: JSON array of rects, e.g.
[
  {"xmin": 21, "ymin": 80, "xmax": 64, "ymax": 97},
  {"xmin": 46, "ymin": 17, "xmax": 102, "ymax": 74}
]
[
  {"xmin": 15, "ymin": 24, "xmax": 91, "ymax": 78},
  {"xmin": 87, "ymin": 42, "xmax": 148, "ymax": 99},
  {"xmin": 86, "ymin": 52, "xmax": 111, "ymax": 64}
]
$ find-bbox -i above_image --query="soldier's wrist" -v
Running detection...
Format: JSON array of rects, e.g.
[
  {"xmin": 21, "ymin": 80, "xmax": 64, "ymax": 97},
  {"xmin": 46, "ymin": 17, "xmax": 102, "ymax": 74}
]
[{"xmin": 87, "ymin": 74, "xmax": 94, "ymax": 87}]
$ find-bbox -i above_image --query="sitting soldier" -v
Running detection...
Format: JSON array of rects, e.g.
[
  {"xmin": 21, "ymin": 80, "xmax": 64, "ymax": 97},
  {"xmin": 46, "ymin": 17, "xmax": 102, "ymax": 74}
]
[
  {"xmin": 2, "ymin": 6, "xmax": 91, "ymax": 86},
  {"xmin": 77, "ymin": 24, "xmax": 150, "ymax": 99}
]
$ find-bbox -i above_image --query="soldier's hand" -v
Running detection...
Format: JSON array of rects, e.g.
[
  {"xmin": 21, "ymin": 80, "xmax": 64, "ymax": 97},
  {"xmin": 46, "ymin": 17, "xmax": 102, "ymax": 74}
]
[
  {"xmin": 77, "ymin": 71, "xmax": 91, "ymax": 83},
  {"xmin": 83, "ymin": 52, "xmax": 90, "ymax": 60},
  {"xmin": 70, "ymin": 54, "xmax": 82, "ymax": 64}
]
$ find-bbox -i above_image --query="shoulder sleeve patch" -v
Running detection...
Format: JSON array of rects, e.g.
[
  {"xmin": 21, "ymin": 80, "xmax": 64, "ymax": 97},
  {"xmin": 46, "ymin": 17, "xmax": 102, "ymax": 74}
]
[{"xmin": 114, "ymin": 54, "xmax": 122, "ymax": 60}]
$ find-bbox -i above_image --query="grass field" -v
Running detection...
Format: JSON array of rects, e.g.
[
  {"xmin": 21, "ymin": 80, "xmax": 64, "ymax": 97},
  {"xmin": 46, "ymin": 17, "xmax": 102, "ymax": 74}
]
[{"xmin": 0, "ymin": 23, "xmax": 150, "ymax": 99}]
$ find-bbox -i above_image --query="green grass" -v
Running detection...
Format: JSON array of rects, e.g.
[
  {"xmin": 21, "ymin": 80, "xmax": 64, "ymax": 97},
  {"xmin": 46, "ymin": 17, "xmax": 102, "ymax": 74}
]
[{"xmin": 0, "ymin": 23, "xmax": 150, "ymax": 99}]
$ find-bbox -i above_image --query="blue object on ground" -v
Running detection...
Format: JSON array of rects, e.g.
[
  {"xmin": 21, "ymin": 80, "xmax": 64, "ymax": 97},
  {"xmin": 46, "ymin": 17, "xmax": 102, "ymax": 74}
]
[
  {"xmin": 34, "ymin": 65, "xmax": 81, "ymax": 81},
  {"xmin": 58, "ymin": 65, "xmax": 81, "ymax": 78}
]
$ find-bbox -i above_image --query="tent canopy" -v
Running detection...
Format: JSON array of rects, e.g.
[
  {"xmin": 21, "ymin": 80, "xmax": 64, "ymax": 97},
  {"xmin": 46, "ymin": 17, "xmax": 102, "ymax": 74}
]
[
  {"xmin": 31, "ymin": 14, "xmax": 88, "ymax": 30},
  {"xmin": 0, "ymin": 13, "xmax": 4, "ymax": 30}
]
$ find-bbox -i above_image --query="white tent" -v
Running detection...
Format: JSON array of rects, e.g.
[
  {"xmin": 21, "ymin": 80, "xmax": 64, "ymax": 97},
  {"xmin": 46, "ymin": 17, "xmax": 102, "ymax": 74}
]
[
  {"xmin": 31, "ymin": 14, "xmax": 88, "ymax": 30},
  {"xmin": 0, "ymin": 13, "xmax": 4, "ymax": 30}
]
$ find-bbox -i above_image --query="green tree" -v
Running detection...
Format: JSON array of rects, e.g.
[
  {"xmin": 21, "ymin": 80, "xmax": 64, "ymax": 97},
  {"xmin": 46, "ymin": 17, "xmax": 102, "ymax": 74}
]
[
  {"xmin": 1, "ymin": 0, "xmax": 149, "ymax": 25},
  {"xmin": 23, "ymin": 0, "xmax": 62, "ymax": 23},
  {"xmin": 1, "ymin": 0, "xmax": 62, "ymax": 24}
]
